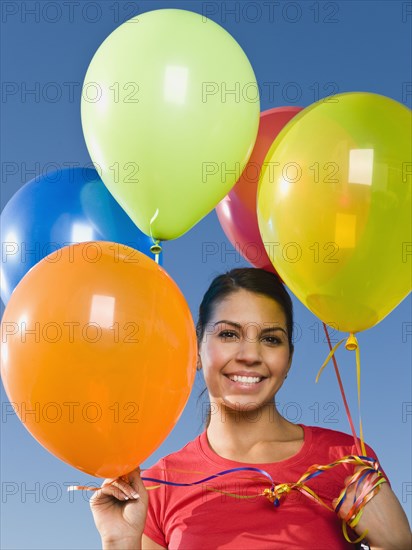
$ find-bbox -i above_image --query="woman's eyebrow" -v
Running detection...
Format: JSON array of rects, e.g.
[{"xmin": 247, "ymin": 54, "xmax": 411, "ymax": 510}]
[{"xmin": 213, "ymin": 320, "xmax": 287, "ymax": 335}]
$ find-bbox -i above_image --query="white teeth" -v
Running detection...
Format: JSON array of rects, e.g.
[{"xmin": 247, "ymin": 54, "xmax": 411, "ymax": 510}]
[{"xmin": 228, "ymin": 375, "xmax": 262, "ymax": 384}]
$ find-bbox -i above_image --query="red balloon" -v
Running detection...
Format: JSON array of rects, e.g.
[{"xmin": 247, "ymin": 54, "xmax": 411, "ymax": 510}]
[{"xmin": 215, "ymin": 106, "xmax": 303, "ymax": 273}]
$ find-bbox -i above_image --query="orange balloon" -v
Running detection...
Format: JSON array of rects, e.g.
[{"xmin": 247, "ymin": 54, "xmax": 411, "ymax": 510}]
[{"xmin": 0, "ymin": 242, "xmax": 197, "ymax": 478}]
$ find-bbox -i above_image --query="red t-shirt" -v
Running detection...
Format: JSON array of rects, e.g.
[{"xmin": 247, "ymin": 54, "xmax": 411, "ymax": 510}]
[{"xmin": 142, "ymin": 424, "xmax": 386, "ymax": 549}]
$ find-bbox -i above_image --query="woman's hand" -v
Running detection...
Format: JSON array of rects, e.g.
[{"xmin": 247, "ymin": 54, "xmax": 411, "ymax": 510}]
[
  {"xmin": 90, "ymin": 466, "xmax": 149, "ymax": 549},
  {"xmin": 334, "ymin": 468, "xmax": 411, "ymax": 550}
]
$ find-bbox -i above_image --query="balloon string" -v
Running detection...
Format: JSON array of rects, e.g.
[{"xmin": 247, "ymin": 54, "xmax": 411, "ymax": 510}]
[
  {"xmin": 321, "ymin": 324, "xmax": 362, "ymax": 456},
  {"xmin": 148, "ymin": 208, "xmax": 162, "ymax": 264},
  {"xmin": 316, "ymin": 330, "xmax": 366, "ymax": 456},
  {"xmin": 354, "ymin": 342, "xmax": 366, "ymax": 456},
  {"xmin": 66, "ymin": 456, "xmax": 379, "ymax": 494},
  {"xmin": 67, "ymin": 465, "xmax": 275, "ymax": 493},
  {"xmin": 67, "ymin": 456, "xmax": 386, "ymax": 543}
]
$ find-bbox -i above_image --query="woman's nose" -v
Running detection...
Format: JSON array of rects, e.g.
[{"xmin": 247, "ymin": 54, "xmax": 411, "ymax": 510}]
[{"xmin": 235, "ymin": 334, "xmax": 262, "ymax": 362}]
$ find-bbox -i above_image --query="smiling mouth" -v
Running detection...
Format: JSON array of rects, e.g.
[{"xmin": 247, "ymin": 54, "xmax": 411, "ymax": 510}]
[{"xmin": 224, "ymin": 374, "xmax": 266, "ymax": 385}]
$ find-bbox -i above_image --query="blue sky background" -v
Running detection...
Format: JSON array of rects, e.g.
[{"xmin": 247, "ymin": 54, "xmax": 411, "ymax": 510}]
[{"xmin": 1, "ymin": 1, "xmax": 411, "ymax": 548}]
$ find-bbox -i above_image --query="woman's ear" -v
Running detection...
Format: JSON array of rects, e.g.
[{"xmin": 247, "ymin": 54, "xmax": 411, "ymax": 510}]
[
  {"xmin": 196, "ymin": 355, "xmax": 202, "ymax": 371},
  {"xmin": 286, "ymin": 348, "xmax": 294, "ymax": 377}
]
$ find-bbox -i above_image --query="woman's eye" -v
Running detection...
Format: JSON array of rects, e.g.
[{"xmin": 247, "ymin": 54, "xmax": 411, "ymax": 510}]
[
  {"xmin": 219, "ymin": 330, "xmax": 236, "ymax": 340},
  {"xmin": 218, "ymin": 332, "xmax": 281, "ymax": 344},
  {"xmin": 264, "ymin": 336, "xmax": 281, "ymax": 345}
]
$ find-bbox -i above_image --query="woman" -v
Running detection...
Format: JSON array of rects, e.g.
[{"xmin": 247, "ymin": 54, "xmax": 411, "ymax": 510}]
[{"xmin": 90, "ymin": 268, "xmax": 411, "ymax": 549}]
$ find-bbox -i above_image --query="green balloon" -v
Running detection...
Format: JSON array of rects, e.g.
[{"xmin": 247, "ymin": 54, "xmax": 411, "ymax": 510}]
[{"xmin": 81, "ymin": 9, "xmax": 260, "ymax": 241}]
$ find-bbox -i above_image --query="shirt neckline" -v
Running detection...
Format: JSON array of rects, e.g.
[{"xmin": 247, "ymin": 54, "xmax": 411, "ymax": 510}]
[{"xmin": 197, "ymin": 423, "xmax": 313, "ymax": 469}]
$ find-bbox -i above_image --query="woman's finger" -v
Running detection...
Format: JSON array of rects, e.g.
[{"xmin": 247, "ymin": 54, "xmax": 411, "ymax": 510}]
[
  {"xmin": 126, "ymin": 467, "xmax": 145, "ymax": 496},
  {"xmin": 97, "ymin": 481, "xmax": 134, "ymax": 501},
  {"xmin": 112, "ymin": 478, "xmax": 140, "ymax": 499}
]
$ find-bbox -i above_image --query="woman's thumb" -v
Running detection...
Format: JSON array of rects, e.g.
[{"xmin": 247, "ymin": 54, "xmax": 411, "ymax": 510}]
[{"xmin": 127, "ymin": 466, "xmax": 144, "ymax": 492}]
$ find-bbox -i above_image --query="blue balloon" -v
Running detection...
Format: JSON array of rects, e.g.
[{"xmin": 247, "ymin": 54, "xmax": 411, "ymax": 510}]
[{"xmin": 1, "ymin": 167, "xmax": 163, "ymax": 305}]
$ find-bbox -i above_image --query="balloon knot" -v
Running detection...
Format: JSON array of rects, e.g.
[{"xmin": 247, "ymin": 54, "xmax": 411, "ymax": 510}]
[
  {"xmin": 263, "ymin": 483, "xmax": 291, "ymax": 507},
  {"xmin": 345, "ymin": 333, "xmax": 358, "ymax": 351},
  {"xmin": 150, "ymin": 239, "xmax": 162, "ymax": 255},
  {"xmin": 263, "ymin": 486, "xmax": 277, "ymax": 504}
]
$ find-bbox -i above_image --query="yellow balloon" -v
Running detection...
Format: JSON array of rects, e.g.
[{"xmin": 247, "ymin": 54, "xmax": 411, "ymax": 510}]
[{"xmin": 257, "ymin": 92, "xmax": 411, "ymax": 333}]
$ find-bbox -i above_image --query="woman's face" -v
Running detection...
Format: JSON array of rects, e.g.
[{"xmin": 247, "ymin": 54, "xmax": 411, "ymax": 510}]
[{"xmin": 198, "ymin": 289, "xmax": 293, "ymax": 414}]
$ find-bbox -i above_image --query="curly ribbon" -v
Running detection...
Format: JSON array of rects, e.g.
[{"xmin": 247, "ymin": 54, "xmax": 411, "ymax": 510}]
[
  {"xmin": 316, "ymin": 330, "xmax": 366, "ymax": 457},
  {"xmin": 335, "ymin": 459, "xmax": 387, "ymax": 543},
  {"xmin": 68, "ymin": 455, "xmax": 386, "ymax": 544}
]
